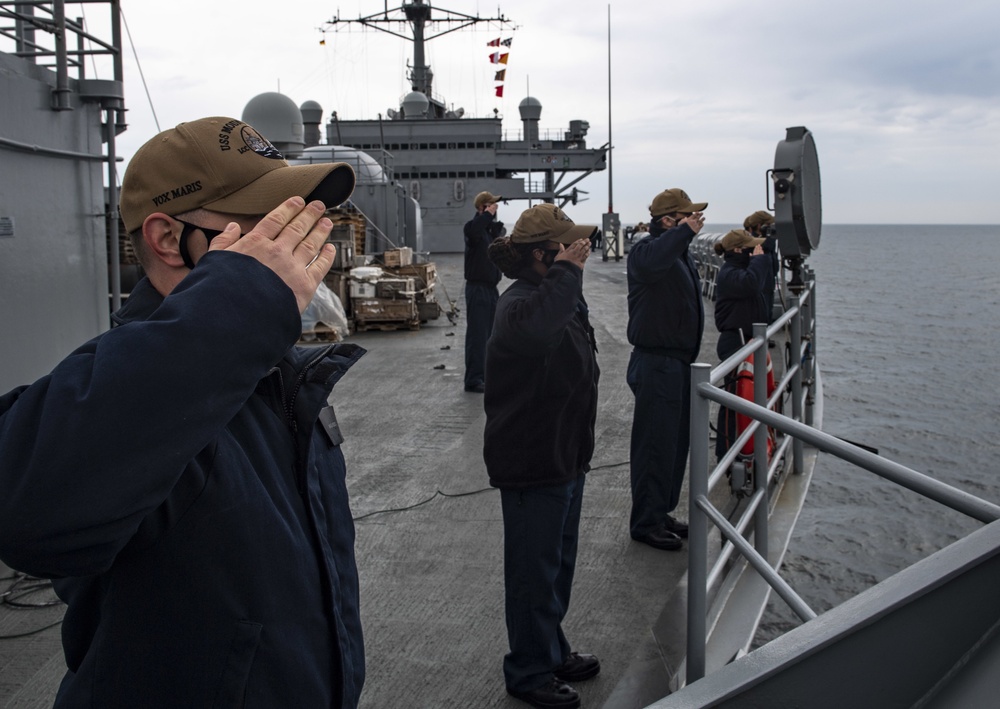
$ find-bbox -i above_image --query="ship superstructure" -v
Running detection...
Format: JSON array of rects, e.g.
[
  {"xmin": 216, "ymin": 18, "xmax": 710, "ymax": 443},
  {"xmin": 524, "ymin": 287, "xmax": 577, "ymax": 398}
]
[{"xmin": 286, "ymin": 0, "xmax": 608, "ymax": 253}]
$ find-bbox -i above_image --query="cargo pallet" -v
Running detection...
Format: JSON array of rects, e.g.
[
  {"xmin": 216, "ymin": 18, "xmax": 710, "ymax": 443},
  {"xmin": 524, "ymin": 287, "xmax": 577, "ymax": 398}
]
[
  {"xmin": 353, "ymin": 319, "xmax": 420, "ymax": 332},
  {"xmin": 351, "ymin": 297, "xmax": 420, "ymax": 332}
]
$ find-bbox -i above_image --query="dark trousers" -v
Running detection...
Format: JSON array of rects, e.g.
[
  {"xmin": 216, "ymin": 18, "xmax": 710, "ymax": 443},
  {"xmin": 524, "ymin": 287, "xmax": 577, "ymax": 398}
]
[
  {"xmin": 464, "ymin": 281, "xmax": 498, "ymax": 388},
  {"xmin": 627, "ymin": 350, "xmax": 690, "ymax": 537},
  {"xmin": 500, "ymin": 475, "xmax": 585, "ymax": 693}
]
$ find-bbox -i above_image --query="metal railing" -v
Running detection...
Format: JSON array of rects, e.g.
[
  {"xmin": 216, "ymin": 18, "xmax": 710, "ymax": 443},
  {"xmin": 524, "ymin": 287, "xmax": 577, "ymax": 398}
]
[
  {"xmin": 0, "ymin": 1, "xmax": 123, "ymax": 109},
  {"xmin": 683, "ymin": 267, "xmax": 1000, "ymax": 685},
  {"xmin": 1, "ymin": 2, "xmax": 127, "ymax": 310}
]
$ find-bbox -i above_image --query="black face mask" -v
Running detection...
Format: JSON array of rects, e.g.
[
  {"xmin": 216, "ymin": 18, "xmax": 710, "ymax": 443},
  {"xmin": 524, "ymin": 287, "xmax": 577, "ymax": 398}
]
[
  {"xmin": 540, "ymin": 249, "xmax": 559, "ymax": 268},
  {"xmin": 177, "ymin": 221, "xmax": 227, "ymax": 269}
]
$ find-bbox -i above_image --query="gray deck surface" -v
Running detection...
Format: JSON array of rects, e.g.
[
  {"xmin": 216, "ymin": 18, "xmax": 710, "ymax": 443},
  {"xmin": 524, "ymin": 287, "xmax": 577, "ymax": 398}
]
[{"xmin": 1, "ymin": 252, "xmax": 729, "ymax": 708}]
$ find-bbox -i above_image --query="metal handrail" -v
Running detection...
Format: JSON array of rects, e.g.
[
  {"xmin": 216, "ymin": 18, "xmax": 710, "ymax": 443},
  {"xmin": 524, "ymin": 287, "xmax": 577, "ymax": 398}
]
[
  {"xmin": 686, "ymin": 283, "xmax": 813, "ymax": 683},
  {"xmin": 2, "ymin": 3, "xmax": 127, "ymax": 312},
  {"xmin": 1, "ymin": 2, "xmax": 124, "ymax": 88},
  {"xmin": 0, "ymin": 133, "xmax": 110, "ymax": 160},
  {"xmin": 684, "ymin": 270, "xmax": 1000, "ymax": 685},
  {"xmin": 703, "ymin": 385, "xmax": 1000, "ymax": 524}
]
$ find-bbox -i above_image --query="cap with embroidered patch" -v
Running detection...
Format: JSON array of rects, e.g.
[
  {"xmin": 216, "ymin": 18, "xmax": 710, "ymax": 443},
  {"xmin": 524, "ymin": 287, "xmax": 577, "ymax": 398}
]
[
  {"xmin": 648, "ymin": 188, "xmax": 708, "ymax": 218},
  {"xmin": 510, "ymin": 203, "xmax": 597, "ymax": 244},
  {"xmin": 119, "ymin": 116, "xmax": 356, "ymax": 233}
]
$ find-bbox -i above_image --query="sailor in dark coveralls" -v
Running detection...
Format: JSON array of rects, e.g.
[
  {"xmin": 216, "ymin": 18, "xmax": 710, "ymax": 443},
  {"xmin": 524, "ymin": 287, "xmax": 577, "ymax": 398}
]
[
  {"xmin": 625, "ymin": 188, "xmax": 707, "ymax": 551},
  {"xmin": 483, "ymin": 204, "xmax": 601, "ymax": 709},
  {"xmin": 713, "ymin": 228, "xmax": 773, "ymax": 459},
  {"xmin": 743, "ymin": 209, "xmax": 780, "ymax": 323},
  {"xmin": 463, "ymin": 191, "xmax": 506, "ymax": 393},
  {"xmin": 0, "ymin": 117, "xmax": 366, "ymax": 708}
]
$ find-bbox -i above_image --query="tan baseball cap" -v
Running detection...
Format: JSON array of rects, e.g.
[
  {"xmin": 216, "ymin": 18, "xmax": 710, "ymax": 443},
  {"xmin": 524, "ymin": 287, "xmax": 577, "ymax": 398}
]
[
  {"xmin": 474, "ymin": 191, "xmax": 503, "ymax": 210},
  {"xmin": 119, "ymin": 117, "xmax": 356, "ymax": 233},
  {"xmin": 649, "ymin": 188, "xmax": 708, "ymax": 218},
  {"xmin": 719, "ymin": 229, "xmax": 766, "ymax": 252},
  {"xmin": 743, "ymin": 210, "xmax": 775, "ymax": 230},
  {"xmin": 510, "ymin": 203, "xmax": 597, "ymax": 244}
]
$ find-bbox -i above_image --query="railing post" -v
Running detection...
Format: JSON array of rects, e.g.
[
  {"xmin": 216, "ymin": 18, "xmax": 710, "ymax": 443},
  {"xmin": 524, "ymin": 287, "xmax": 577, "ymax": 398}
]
[
  {"xmin": 111, "ymin": 1, "xmax": 124, "ymax": 86},
  {"xmin": 752, "ymin": 323, "xmax": 769, "ymax": 560},
  {"xmin": 802, "ymin": 272, "xmax": 816, "ymax": 427},
  {"xmin": 789, "ymin": 294, "xmax": 804, "ymax": 473},
  {"xmin": 106, "ymin": 105, "xmax": 121, "ymax": 311},
  {"xmin": 75, "ymin": 16, "xmax": 85, "ymax": 80},
  {"xmin": 14, "ymin": 3, "xmax": 35, "ymax": 57},
  {"xmin": 687, "ymin": 363, "xmax": 712, "ymax": 684}
]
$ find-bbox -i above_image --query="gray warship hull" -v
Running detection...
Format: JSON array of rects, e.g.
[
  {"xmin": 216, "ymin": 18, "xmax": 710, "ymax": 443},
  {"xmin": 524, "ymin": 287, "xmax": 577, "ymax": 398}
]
[{"xmin": 313, "ymin": 112, "xmax": 607, "ymax": 253}]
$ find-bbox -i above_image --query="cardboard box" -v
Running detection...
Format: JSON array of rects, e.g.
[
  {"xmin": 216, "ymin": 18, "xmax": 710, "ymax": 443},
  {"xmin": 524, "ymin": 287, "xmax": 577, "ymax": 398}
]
[{"xmin": 383, "ymin": 247, "xmax": 413, "ymax": 267}]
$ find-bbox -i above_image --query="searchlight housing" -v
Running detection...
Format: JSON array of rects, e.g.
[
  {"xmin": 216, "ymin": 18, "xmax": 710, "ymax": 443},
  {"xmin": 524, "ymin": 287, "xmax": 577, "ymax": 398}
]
[{"xmin": 770, "ymin": 126, "xmax": 822, "ymax": 292}]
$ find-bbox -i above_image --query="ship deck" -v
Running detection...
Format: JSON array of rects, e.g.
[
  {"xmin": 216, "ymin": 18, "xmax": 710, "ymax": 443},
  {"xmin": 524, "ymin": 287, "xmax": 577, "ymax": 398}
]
[{"xmin": 2, "ymin": 251, "xmax": 762, "ymax": 708}]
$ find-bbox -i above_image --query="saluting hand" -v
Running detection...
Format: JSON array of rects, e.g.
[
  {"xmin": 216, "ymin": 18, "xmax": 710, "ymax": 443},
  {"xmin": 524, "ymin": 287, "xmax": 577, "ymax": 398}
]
[
  {"xmin": 681, "ymin": 211, "xmax": 706, "ymax": 234},
  {"xmin": 210, "ymin": 197, "xmax": 335, "ymax": 314},
  {"xmin": 554, "ymin": 238, "xmax": 591, "ymax": 271}
]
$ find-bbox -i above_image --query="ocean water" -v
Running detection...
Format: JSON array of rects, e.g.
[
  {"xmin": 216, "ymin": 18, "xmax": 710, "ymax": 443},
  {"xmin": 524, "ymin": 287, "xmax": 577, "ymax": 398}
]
[{"xmin": 751, "ymin": 223, "xmax": 1000, "ymax": 642}]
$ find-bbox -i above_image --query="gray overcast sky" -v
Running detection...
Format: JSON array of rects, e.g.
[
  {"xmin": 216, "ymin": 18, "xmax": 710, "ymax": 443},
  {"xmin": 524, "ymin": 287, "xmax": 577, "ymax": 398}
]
[{"xmin": 108, "ymin": 0, "xmax": 999, "ymax": 227}]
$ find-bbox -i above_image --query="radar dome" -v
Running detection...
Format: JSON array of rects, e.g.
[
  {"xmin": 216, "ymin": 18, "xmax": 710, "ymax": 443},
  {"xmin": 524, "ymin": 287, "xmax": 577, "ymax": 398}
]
[
  {"xmin": 242, "ymin": 92, "xmax": 304, "ymax": 155},
  {"xmin": 518, "ymin": 96, "xmax": 542, "ymax": 121},
  {"xmin": 299, "ymin": 100, "xmax": 323, "ymax": 125},
  {"xmin": 299, "ymin": 100, "xmax": 324, "ymax": 148},
  {"xmin": 289, "ymin": 146, "xmax": 387, "ymax": 185},
  {"xmin": 401, "ymin": 91, "xmax": 430, "ymax": 119}
]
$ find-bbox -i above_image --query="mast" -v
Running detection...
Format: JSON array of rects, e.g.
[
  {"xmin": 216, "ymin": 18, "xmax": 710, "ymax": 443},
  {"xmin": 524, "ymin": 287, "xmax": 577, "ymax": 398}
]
[
  {"xmin": 323, "ymin": 1, "xmax": 512, "ymax": 103},
  {"xmin": 606, "ymin": 3, "xmax": 613, "ymax": 214},
  {"xmin": 408, "ymin": 0, "xmax": 431, "ymax": 95}
]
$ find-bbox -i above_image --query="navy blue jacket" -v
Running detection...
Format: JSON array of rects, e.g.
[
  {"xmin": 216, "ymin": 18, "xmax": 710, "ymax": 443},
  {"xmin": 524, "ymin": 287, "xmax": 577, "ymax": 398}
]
[
  {"xmin": 483, "ymin": 262, "xmax": 599, "ymax": 488},
  {"xmin": 626, "ymin": 222, "xmax": 704, "ymax": 363},
  {"xmin": 714, "ymin": 250, "xmax": 773, "ymax": 341},
  {"xmin": 463, "ymin": 211, "xmax": 503, "ymax": 285},
  {"xmin": 0, "ymin": 252, "xmax": 366, "ymax": 708}
]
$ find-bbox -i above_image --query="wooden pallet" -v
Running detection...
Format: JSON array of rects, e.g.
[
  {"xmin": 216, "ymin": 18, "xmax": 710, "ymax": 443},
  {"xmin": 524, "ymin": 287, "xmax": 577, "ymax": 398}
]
[{"xmin": 354, "ymin": 319, "xmax": 420, "ymax": 332}]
